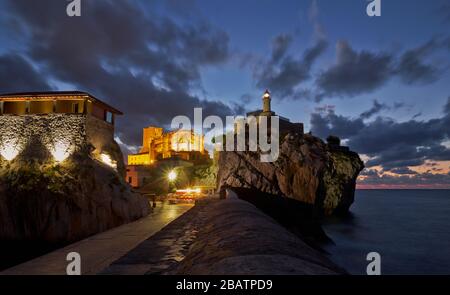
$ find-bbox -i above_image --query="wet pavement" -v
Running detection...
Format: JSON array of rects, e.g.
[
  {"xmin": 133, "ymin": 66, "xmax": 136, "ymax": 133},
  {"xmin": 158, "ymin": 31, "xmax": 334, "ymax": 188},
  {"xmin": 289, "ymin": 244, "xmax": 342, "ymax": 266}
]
[
  {"xmin": 100, "ymin": 199, "xmax": 215, "ymax": 275},
  {"xmin": 1, "ymin": 201, "xmax": 193, "ymax": 275}
]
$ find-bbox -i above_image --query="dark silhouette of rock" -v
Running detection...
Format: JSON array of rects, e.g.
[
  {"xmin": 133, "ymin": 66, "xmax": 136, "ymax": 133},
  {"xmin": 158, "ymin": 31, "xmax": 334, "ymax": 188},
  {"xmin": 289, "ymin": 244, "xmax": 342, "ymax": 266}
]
[
  {"xmin": 217, "ymin": 133, "xmax": 364, "ymax": 216},
  {"xmin": 326, "ymin": 135, "xmax": 341, "ymax": 146}
]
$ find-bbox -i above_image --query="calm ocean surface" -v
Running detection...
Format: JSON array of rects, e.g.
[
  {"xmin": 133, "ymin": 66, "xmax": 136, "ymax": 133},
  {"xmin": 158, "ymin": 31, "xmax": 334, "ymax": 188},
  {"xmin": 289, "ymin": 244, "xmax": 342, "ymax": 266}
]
[{"xmin": 322, "ymin": 189, "xmax": 450, "ymax": 275}]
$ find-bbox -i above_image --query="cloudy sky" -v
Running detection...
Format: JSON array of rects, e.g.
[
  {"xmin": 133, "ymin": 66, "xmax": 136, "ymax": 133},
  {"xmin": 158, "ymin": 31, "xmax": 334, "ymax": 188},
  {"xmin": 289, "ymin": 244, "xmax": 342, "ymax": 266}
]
[{"xmin": 0, "ymin": 0, "xmax": 449, "ymax": 188}]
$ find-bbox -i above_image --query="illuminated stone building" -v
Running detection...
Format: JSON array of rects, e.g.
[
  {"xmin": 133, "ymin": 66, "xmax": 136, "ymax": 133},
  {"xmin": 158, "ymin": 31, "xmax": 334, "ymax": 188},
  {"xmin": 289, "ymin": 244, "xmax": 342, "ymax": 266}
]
[
  {"xmin": 126, "ymin": 126, "xmax": 209, "ymax": 188},
  {"xmin": 128, "ymin": 127, "xmax": 207, "ymax": 165},
  {"xmin": 0, "ymin": 91, "xmax": 124, "ymax": 173}
]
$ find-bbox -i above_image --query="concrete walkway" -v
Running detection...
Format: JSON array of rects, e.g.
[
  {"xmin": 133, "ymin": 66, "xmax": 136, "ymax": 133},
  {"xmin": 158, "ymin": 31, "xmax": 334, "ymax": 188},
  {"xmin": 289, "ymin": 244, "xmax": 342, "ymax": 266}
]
[
  {"xmin": 0, "ymin": 202, "xmax": 194, "ymax": 275},
  {"xmin": 101, "ymin": 198, "xmax": 215, "ymax": 275}
]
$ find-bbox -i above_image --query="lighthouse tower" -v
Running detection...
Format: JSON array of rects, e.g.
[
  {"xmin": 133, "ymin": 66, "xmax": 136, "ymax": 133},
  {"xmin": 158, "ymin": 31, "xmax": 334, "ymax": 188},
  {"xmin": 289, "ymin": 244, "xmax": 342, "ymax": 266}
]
[{"xmin": 262, "ymin": 89, "xmax": 272, "ymax": 115}]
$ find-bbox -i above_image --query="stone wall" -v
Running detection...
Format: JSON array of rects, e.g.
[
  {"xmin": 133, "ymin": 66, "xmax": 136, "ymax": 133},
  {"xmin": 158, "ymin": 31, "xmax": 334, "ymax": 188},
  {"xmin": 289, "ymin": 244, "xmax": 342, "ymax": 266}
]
[
  {"xmin": 85, "ymin": 115, "xmax": 125, "ymax": 176},
  {"xmin": 0, "ymin": 114, "xmax": 150, "ymax": 245},
  {"xmin": 0, "ymin": 114, "xmax": 123, "ymax": 174},
  {"xmin": 171, "ymin": 194, "xmax": 344, "ymax": 275},
  {"xmin": 85, "ymin": 114, "xmax": 114, "ymax": 153},
  {"xmin": 0, "ymin": 114, "xmax": 86, "ymax": 162}
]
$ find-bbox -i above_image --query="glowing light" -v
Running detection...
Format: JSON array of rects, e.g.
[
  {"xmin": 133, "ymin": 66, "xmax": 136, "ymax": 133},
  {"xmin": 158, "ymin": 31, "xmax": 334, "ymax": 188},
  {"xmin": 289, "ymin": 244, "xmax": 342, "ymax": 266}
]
[
  {"xmin": 51, "ymin": 141, "xmax": 72, "ymax": 163},
  {"xmin": 100, "ymin": 153, "xmax": 117, "ymax": 169},
  {"xmin": 0, "ymin": 143, "xmax": 20, "ymax": 161},
  {"xmin": 168, "ymin": 170, "xmax": 177, "ymax": 182},
  {"xmin": 176, "ymin": 188, "xmax": 201, "ymax": 194}
]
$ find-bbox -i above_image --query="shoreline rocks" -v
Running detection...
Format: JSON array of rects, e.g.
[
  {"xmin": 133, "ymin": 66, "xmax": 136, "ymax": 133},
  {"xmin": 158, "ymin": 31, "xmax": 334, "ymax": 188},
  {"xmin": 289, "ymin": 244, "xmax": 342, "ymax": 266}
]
[{"xmin": 217, "ymin": 132, "xmax": 364, "ymax": 216}]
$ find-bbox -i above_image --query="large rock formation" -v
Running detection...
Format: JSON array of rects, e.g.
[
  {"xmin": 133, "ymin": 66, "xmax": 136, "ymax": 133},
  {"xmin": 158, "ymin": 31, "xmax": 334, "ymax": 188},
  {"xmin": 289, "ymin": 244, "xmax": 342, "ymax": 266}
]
[
  {"xmin": 0, "ymin": 152, "xmax": 150, "ymax": 244},
  {"xmin": 217, "ymin": 133, "xmax": 364, "ymax": 216}
]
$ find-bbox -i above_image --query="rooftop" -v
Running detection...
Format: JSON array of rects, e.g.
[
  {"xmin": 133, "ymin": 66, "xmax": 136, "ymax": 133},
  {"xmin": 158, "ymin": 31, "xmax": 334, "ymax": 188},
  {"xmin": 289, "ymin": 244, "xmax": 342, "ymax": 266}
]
[{"xmin": 0, "ymin": 91, "xmax": 123, "ymax": 115}]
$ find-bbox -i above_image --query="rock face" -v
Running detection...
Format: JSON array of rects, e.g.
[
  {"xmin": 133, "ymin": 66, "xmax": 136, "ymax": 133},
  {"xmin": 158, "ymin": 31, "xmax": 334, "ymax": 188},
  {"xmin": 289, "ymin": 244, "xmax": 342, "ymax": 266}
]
[
  {"xmin": 217, "ymin": 133, "xmax": 364, "ymax": 216},
  {"xmin": 0, "ymin": 154, "xmax": 150, "ymax": 244}
]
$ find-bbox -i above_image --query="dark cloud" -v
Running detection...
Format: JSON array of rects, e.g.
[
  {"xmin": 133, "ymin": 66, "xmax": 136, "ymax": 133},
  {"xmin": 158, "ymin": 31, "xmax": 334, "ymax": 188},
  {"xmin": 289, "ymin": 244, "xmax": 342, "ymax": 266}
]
[
  {"xmin": 271, "ymin": 34, "xmax": 293, "ymax": 63},
  {"xmin": 439, "ymin": 2, "xmax": 450, "ymax": 23},
  {"xmin": 444, "ymin": 96, "xmax": 450, "ymax": 114},
  {"xmin": 2, "ymin": 0, "xmax": 239, "ymax": 146},
  {"xmin": 310, "ymin": 97, "xmax": 450, "ymax": 171},
  {"xmin": 386, "ymin": 167, "xmax": 418, "ymax": 175},
  {"xmin": 314, "ymin": 104, "xmax": 335, "ymax": 113},
  {"xmin": 393, "ymin": 101, "xmax": 406, "ymax": 109},
  {"xmin": 315, "ymin": 39, "xmax": 447, "ymax": 99},
  {"xmin": 394, "ymin": 39, "xmax": 440, "ymax": 85},
  {"xmin": 359, "ymin": 171, "xmax": 450, "ymax": 187},
  {"xmin": 316, "ymin": 41, "xmax": 393, "ymax": 97},
  {"xmin": 310, "ymin": 109, "xmax": 365, "ymax": 139},
  {"xmin": 254, "ymin": 34, "xmax": 327, "ymax": 99},
  {"xmin": 359, "ymin": 99, "xmax": 410, "ymax": 120},
  {"xmin": 240, "ymin": 93, "xmax": 253, "ymax": 104},
  {"xmin": 360, "ymin": 169, "xmax": 379, "ymax": 176},
  {"xmin": 412, "ymin": 112, "xmax": 422, "ymax": 119},
  {"xmin": 360, "ymin": 100, "xmax": 389, "ymax": 119},
  {"xmin": 0, "ymin": 54, "xmax": 52, "ymax": 92}
]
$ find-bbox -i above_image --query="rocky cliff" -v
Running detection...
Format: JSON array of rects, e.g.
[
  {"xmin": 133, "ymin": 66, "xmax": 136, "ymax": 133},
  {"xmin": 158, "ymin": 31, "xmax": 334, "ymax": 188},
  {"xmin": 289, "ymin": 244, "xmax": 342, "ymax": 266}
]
[
  {"xmin": 0, "ymin": 151, "xmax": 150, "ymax": 244},
  {"xmin": 217, "ymin": 133, "xmax": 364, "ymax": 216}
]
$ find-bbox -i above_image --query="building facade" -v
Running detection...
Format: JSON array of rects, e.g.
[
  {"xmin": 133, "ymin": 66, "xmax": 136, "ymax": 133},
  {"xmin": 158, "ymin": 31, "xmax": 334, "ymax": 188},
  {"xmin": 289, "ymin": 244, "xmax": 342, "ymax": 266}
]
[
  {"xmin": 128, "ymin": 126, "xmax": 208, "ymax": 165},
  {"xmin": 0, "ymin": 91, "xmax": 124, "ymax": 173},
  {"xmin": 126, "ymin": 126, "xmax": 209, "ymax": 188}
]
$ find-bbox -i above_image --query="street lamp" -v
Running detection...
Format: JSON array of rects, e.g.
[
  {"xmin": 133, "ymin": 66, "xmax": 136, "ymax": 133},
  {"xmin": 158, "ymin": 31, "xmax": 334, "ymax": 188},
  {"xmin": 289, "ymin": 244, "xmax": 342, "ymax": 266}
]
[{"xmin": 168, "ymin": 170, "xmax": 177, "ymax": 182}]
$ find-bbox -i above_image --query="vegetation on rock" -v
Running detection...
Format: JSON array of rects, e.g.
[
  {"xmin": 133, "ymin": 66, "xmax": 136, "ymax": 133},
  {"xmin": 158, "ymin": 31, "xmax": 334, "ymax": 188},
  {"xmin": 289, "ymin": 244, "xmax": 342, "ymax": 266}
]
[{"xmin": 217, "ymin": 132, "xmax": 364, "ymax": 216}]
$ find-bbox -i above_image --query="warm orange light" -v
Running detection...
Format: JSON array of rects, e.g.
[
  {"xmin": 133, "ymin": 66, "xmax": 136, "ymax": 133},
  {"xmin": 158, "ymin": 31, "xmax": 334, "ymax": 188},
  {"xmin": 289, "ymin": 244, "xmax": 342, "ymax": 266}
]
[
  {"xmin": 100, "ymin": 153, "xmax": 117, "ymax": 169},
  {"xmin": 0, "ymin": 143, "xmax": 20, "ymax": 161},
  {"xmin": 176, "ymin": 188, "xmax": 201, "ymax": 194},
  {"xmin": 168, "ymin": 170, "xmax": 177, "ymax": 181},
  {"xmin": 50, "ymin": 141, "xmax": 72, "ymax": 163}
]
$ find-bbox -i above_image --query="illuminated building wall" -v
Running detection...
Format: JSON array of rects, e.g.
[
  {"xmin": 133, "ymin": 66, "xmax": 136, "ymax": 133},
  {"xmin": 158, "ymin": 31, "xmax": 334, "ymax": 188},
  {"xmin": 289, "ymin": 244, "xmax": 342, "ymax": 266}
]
[
  {"xmin": 128, "ymin": 153, "xmax": 151, "ymax": 166},
  {"xmin": 0, "ymin": 92, "xmax": 124, "ymax": 174},
  {"xmin": 0, "ymin": 114, "xmax": 86, "ymax": 162},
  {"xmin": 128, "ymin": 126, "xmax": 207, "ymax": 166}
]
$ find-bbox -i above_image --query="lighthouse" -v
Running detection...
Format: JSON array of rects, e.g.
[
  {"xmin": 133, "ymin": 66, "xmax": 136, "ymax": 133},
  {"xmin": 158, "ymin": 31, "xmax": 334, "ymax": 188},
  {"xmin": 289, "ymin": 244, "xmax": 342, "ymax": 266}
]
[
  {"xmin": 245, "ymin": 88, "xmax": 304, "ymax": 135},
  {"xmin": 262, "ymin": 89, "xmax": 271, "ymax": 114}
]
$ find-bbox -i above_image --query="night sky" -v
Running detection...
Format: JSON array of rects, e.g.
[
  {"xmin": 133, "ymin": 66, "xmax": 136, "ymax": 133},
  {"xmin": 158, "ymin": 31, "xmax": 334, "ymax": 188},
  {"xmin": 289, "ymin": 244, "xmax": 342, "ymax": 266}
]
[{"xmin": 0, "ymin": 0, "xmax": 449, "ymax": 188}]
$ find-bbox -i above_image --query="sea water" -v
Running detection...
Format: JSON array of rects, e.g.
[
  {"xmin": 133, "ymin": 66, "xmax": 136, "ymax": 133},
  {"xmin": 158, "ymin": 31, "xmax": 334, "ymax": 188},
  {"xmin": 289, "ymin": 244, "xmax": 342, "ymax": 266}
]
[{"xmin": 322, "ymin": 189, "xmax": 450, "ymax": 275}]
